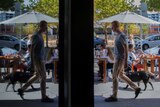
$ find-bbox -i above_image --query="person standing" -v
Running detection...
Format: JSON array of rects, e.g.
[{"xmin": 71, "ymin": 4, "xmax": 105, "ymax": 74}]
[
  {"xmin": 18, "ymin": 20, "xmax": 54, "ymax": 102},
  {"xmin": 105, "ymin": 21, "xmax": 141, "ymax": 102}
]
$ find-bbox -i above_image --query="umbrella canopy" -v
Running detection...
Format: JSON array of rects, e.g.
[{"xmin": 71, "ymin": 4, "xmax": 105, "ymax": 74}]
[
  {"xmin": 98, "ymin": 11, "xmax": 160, "ymax": 24},
  {"xmin": 0, "ymin": 11, "xmax": 58, "ymax": 24}
]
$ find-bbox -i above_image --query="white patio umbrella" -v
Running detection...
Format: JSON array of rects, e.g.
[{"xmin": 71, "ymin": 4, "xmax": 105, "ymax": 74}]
[
  {"xmin": 98, "ymin": 11, "xmax": 160, "ymax": 24},
  {"xmin": 0, "ymin": 11, "xmax": 58, "ymax": 24},
  {"xmin": 0, "ymin": 11, "xmax": 58, "ymax": 49},
  {"xmin": 98, "ymin": 11, "xmax": 160, "ymax": 49}
]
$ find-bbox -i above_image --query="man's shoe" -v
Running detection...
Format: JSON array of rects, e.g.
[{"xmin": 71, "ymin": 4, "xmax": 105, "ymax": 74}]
[
  {"xmin": 18, "ymin": 89, "xmax": 24, "ymax": 100},
  {"xmin": 41, "ymin": 96, "xmax": 54, "ymax": 103},
  {"xmin": 135, "ymin": 88, "xmax": 141, "ymax": 99},
  {"xmin": 105, "ymin": 96, "xmax": 118, "ymax": 102}
]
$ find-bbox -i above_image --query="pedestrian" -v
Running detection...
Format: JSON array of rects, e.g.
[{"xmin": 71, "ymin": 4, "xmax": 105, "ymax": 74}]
[
  {"xmin": 104, "ymin": 21, "xmax": 141, "ymax": 102},
  {"xmin": 17, "ymin": 20, "xmax": 54, "ymax": 102}
]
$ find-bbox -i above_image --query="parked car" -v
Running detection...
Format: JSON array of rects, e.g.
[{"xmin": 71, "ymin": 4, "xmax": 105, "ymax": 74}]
[
  {"xmin": 144, "ymin": 45, "xmax": 160, "ymax": 55},
  {"xmin": 126, "ymin": 35, "xmax": 142, "ymax": 47},
  {"xmin": 0, "ymin": 35, "xmax": 27, "ymax": 51},
  {"xmin": 137, "ymin": 34, "xmax": 160, "ymax": 50},
  {"xmin": 21, "ymin": 36, "xmax": 29, "ymax": 43}
]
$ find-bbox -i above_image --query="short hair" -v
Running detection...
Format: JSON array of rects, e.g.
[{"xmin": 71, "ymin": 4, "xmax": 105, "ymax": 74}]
[
  {"xmin": 111, "ymin": 20, "xmax": 120, "ymax": 28},
  {"xmin": 128, "ymin": 44, "xmax": 133, "ymax": 49},
  {"xmin": 39, "ymin": 20, "xmax": 47, "ymax": 28}
]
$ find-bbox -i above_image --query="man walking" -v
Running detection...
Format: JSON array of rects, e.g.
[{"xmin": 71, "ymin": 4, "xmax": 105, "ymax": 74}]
[
  {"xmin": 105, "ymin": 21, "xmax": 141, "ymax": 102},
  {"xmin": 18, "ymin": 20, "xmax": 54, "ymax": 102}
]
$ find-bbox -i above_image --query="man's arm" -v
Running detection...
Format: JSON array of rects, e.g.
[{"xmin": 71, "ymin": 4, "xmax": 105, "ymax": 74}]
[
  {"xmin": 120, "ymin": 37, "xmax": 128, "ymax": 68},
  {"xmin": 124, "ymin": 43, "xmax": 128, "ymax": 68}
]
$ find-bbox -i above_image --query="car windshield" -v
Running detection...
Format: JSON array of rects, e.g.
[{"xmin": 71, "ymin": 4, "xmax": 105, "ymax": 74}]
[
  {"xmin": 145, "ymin": 36, "xmax": 153, "ymax": 40},
  {"xmin": 11, "ymin": 36, "xmax": 19, "ymax": 41}
]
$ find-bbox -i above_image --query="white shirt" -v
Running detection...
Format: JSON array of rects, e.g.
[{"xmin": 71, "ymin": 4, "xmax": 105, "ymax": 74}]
[
  {"xmin": 128, "ymin": 51, "xmax": 137, "ymax": 66},
  {"xmin": 27, "ymin": 39, "xmax": 31, "ymax": 46},
  {"xmin": 100, "ymin": 48, "xmax": 114, "ymax": 63},
  {"xmin": 100, "ymin": 49, "xmax": 108, "ymax": 58},
  {"xmin": 46, "ymin": 49, "xmax": 59, "ymax": 64}
]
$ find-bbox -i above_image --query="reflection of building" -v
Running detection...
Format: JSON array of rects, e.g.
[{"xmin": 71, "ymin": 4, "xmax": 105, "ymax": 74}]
[
  {"xmin": 0, "ymin": 11, "xmax": 15, "ymax": 22},
  {"xmin": 147, "ymin": 11, "xmax": 160, "ymax": 34},
  {"xmin": 149, "ymin": 25, "xmax": 160, "ymax": 34},
  {"xmin": 148, "ymin": 11, "xmax": 160, "ymax": 22},
  {"xmin": 0, "ymin": 11, "xmax": 15, "ymax": 34}
]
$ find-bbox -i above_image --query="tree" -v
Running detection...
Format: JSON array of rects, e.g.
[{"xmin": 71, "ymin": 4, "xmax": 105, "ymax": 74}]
[
  {"xmin": 27, "ymin": 0, "xmax": 59, "ymax": 18},
  {"xmin": 141, "ymin": 0, "xmax": 160, "ymax": 11},
  {"xmin": 0, "ymin": 0, "xmax": 24, "ymax": 11},
  {"xmin": 94, "ymin": 0, "xmax": 136, "ymax": 21},
  {"xmin": 0, "ymin": 0, "xmax": 15, "ymax": 10}
]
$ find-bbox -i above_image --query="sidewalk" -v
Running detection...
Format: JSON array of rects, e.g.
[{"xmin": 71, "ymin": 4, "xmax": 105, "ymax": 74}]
[
  {"xmin": 94, "ymin": 81, "xmax": 160, "ymax": 107},
  {"xmin": 94, "ymin": 63, "xmax": 160, "ymax": 107},
  {"xmin": 1, "ymin": 81, "xmax": 160, "ymax": 107},
  {"xmin": 0, "ymin": 67, "xmax": 59, "ymax": 107},
  {"xmin": 1, "ymin": 63, "xmax": 160, "ymax": 107}
]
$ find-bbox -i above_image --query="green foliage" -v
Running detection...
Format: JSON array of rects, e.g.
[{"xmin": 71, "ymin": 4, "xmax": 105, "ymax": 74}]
[
  {"xmin": 0, "ymin": 0, "xmax": 15, "ymax": 10},
  {"xmin": 141, "ymin": 0, "xmax": 160, "ymax": 11},
  {"xmin": 94, "ymin": 0, "xmax": 136, "ymax": 21},
  {"xmin": 22, "ymin": 24, "xmax": 38, "ymax": 35},
  {"xmin": 0, "ymin": 0, "xmax": 24, "ymax": 11},
  {"xmin": 27, "ymin": 0, "xmax": 59, "ymax": 18}
]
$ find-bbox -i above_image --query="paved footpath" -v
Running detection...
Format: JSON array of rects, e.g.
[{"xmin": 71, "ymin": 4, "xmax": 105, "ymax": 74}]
[
  {"xmin": 1, "ymin": 66, "xmax": 160, "ymax": 107},
  {"xmin": 0, "ymin": 82, "xmax": 59, "ymax": 107},
  {"xmin": 94, "ymin": 81, "xmax": 160, "ymax": 107}
]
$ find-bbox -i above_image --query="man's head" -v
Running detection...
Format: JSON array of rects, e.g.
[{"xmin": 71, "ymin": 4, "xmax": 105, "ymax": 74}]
[
  {"xmin": 111, "ymin": 20, "xmax": 120, "ymax": 33},
  {"xmin": 39, "ymin": 20, "xmax": 48, "ymax": 33}
]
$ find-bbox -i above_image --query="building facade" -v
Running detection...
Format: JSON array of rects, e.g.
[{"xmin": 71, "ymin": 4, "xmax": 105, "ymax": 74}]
[
  {"xmin": 147, "ymin": 11, "xmax": 160, "ymax": 34},
  {"xmin": 0, "ymin": 11, "xmax": 15, "ymax": 22},
  {"xmin": 148, "ymin": 11, "xmax": 160, "ymax": 22},
  {"xmin": 0, "ymin": 11, "xmax": 15, "ymax": 34}
]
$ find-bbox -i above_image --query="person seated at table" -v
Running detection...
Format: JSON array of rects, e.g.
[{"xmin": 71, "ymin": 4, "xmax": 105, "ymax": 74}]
[
  {"xmin": 9, "ymin": 40, "xmax": 33, "ymax": 73},
  {"xmin": 23, "ymin": 39, "xmax": 33, "ymax": 72},
  {"xmin": 45, "ymin": 46, "xmax": 59, "ymax": 76},
  {"xmin": 105, "ymin": 47, "xmax": 114, "ymax": 72},
  {"xmin": 126, "ymin": 44, "xmax": 156, "ymax": 78},
  {"xmin": 134, "ymin": 46, "xmax": 145, "ymax": 58},
  {"xmin": 128, "ymin": 34, "xmax": 135, "ymax": 48},
  {"xmin": 126, "ymin": 44, "xmax": 143, "ymax": 72},
  {"xmin": 98, "ymin": 44, "xmax": 114, "ymax": 81},
  {"xmin": 45, "ymin": 48, "xmax": 54, "ymax": 75}
]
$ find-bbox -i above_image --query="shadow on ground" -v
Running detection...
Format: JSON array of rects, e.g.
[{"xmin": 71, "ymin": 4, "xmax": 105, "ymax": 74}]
[
  {"xmin": 0, "ymin": 97, "xmax": 58, "ymax": 107},
  {"xmin": 95, "ymin": 95, "xmax": 160, "ymax": 107}
]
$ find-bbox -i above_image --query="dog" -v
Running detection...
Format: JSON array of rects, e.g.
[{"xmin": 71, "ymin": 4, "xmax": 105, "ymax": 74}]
[
  {"xmin": 3, "ymin": 71, "xmax": 35, "ymax": 92},
  {"xmin": 124, "ymin": 71, "xmax": 154, "ymax": 91}
]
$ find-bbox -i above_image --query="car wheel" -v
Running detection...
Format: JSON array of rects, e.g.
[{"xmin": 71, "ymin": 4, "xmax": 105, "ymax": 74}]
[
  {"xmin": 14, "ymin": 44, "xmax": 19, "ymax": 51},
  {"xmin": 143, "ymin": 44, "xmax": 149, "ymax": 50}
]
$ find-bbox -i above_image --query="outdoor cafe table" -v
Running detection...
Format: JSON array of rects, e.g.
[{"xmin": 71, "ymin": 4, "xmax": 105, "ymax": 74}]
[
  {"xmin": 142, "ymin": 55, "xmax": 155, "ymax": 73},
  {"xmin": 142, "ymin": 55, "xmax": 160, "ymax": 79},
  {"xmin": 94, "ymin": 57, "xmax": 107, "ymax": 83},
  {"xmin": 0, "ymin": 55, "xmax": 22, "ymax": 75}
]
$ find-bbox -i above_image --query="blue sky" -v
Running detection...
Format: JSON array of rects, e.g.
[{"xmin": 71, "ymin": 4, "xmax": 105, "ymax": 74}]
[
  {"xmin": 133, "ymin": 0, "xmax": 141, "ymax": 6},
  {"xmin": 24, "ymin": 0, "xmax": 30, "ymax": 5}
]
